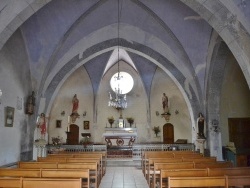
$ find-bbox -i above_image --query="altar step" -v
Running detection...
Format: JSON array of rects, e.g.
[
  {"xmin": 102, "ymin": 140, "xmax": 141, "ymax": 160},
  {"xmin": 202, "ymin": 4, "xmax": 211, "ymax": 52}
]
[{"xmin": 106, "ymin": 158, "xmax": 141, "ymax": 167}]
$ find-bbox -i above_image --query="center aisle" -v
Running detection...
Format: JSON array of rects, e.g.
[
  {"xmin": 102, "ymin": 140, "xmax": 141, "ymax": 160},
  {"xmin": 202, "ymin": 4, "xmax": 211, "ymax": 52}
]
[{"xmin": 99, "ymin": 166, "xmax": 149, "ymax": 188}]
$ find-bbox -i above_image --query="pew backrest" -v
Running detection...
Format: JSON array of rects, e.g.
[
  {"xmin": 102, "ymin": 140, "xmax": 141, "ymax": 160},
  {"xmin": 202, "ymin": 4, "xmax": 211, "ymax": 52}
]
[
  {"xmin": 195, "ymin": 161, "xmax": 233, "ymax": 168},
  {"xmin": 22, "ymin": 177, "xmax": 82, "ymax": 188},
  {"xmin": 0, "ymin": 169, "xmax": 41, "ymax": 177},
  {"xmin": 18, "ymin": 162, "xmax": 58, "ymax": 169},
  {"xmin": 0, "ymin": 177, "xmax": 22, "ymax": 187},
  {"xmin": 208, "ymin": 167, "xmax": 250, "ymax": 176},
  {"xmin": 168, "ymin": 176, "xmax": 228, "ymax": 187}
]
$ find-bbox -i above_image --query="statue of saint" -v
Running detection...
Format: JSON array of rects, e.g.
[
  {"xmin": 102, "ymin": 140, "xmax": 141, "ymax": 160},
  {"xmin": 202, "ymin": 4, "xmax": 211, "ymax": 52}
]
[
  {"xmin": 36, "ymin": 113, "xmax": 47, "ymax": 139},
  {"xmin": 162, "ymin": 93, "xmax": 170, "ymax": 114},
  {"xmin": 72, "ymin": 94, "xmax": 79, "ymax": 113},
  {"xmin": 196, "ymin": 113, "xmax": 206, "ymax": 139}
]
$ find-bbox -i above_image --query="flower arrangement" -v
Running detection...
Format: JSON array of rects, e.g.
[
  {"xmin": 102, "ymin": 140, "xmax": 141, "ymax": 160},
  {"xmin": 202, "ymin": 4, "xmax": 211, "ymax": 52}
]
[
  {"xmin": 51, "ymin": 136, "xmax": 62, "ymax": 146},
  {"xmin": 107, "ymin": 116, "xmax": 115, "ymax": 124},
  {"xmin": 152, "ymin": 126, "xmax": 160, "ymax": 136},
  {"xmin": 80, "ymin": 136, "xmax": 91, "ymax": 148},
  {"xmin": 126, "ymin": 117, "xmax": 134, "ymax": 123},
  {"xmin": 126, "ymin": 117, "xmax": 134, "ymax": 127}
]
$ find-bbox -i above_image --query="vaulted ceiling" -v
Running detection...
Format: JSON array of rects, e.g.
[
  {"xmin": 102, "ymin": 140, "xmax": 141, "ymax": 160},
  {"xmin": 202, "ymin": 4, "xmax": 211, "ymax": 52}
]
[{"xmin": 1, "ymin": 0, "xmax": 250, "ymax": 116}]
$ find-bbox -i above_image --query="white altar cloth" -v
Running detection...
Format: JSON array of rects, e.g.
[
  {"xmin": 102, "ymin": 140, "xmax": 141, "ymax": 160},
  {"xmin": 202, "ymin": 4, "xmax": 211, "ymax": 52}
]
[{"xmin": 102, "ymin": 132, "xmax": 137, "ymax": 137}]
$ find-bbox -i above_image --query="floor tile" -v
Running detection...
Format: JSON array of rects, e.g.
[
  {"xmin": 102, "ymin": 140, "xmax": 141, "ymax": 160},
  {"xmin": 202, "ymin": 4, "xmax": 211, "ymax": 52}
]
[{"xmin": 99, "ymin": 166, "xmax": 149, "ymax": 188}]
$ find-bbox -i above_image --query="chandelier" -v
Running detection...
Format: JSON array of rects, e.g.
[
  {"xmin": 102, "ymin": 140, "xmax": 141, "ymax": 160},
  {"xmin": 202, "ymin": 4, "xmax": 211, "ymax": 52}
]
[{"xmin": 108, "ymin": 0, "xmax": 128, "ymax": 110}]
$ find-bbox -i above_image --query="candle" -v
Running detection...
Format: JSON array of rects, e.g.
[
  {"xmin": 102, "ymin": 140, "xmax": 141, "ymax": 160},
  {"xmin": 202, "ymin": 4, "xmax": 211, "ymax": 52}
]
[
  {"xmin": 68, "ymin": 116, "xmax": 70, "ymax": 124},
  {"xmin": 67, "ymin": 126, "xmax": 69, "ymax": 132}
]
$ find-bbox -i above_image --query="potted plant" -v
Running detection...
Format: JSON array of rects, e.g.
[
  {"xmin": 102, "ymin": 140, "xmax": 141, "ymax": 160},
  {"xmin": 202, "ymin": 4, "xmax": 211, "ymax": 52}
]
[
  {"xmin": 152, "ymin": 126, "xmax": 160, "ymax": 137},
  {"xmin": 107, "ymin": 116, "xmax": 115, "ymax": 127},
  {"xmin": 126, "ymin": 117, "xmax": 134, "ymax": 127}
]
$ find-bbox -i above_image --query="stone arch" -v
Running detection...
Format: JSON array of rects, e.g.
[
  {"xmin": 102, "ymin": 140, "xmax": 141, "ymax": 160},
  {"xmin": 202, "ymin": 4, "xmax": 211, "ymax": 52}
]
[{"xmin": 206, "ymin": 39, "xmax": 231, "ymax": 160}]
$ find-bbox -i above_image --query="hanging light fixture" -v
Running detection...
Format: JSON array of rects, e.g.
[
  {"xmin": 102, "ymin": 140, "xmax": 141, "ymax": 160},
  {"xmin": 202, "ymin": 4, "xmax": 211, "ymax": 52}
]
[{"xmin": 108, "ymin": 0, "xmax": 132, "ymax": 110}]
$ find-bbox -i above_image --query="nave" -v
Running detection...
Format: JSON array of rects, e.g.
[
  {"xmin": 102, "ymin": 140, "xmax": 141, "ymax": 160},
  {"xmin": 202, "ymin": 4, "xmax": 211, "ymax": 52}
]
[{"xmin": 99, "ymin": 166, "xmax": 149, "ymax": 188}]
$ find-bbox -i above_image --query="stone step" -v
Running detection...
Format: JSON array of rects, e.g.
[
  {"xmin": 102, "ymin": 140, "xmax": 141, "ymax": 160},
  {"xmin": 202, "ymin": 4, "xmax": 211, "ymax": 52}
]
[{"xmin": 106, "ymin": 158, "xmax": 141, "ymax": 167}]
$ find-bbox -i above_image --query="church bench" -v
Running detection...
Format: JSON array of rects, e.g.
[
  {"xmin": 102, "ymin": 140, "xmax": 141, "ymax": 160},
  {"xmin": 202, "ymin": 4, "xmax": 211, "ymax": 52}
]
[
  {"xmin": 182, "ymin": 156, "xmax": 216, "ymax": 162},
  {"xmin": 18, "ymin": 161, "xmax": 99, "ymax": 188},
  {"xmin": 47, "ymin": 152, "xmax": 106, "ymax": 176},
  {"xmin": 22, "ymin": 177, "xmax": 82, "ymax": 188},
  {"xmin": 41, "ymin": 169, "xmax": 90, "ymax": 188},
  {"xmin": 57, "ymin": 162, "xmax": 99, "ymax": 188},
  {"xmin": 167, "ymin": 176, "xmax": 228, "ymax": 187},
  {"xmin": 194, "ymin": 161, "xmax": 233, "ymax": 168},
  {"xmin": 142, "ymin": 152, "xmax": 174, "ymax": 177},
  {"xmin": 208, "ymin": 167, "xmax": 250, "ymax": 176},
  {"xmin": 0, "ymin": 177, "xmax": 22, "ymax": 187},
  {"xmin": 144, "ymin": 158, "xmax": 183, "ymax": 181},
  {"xmin": 150, "ymin": 162, "xmax": 195, "ymax": 187},
  {"xmin": 37, "ymin": 157, "xmax": 102, "ymax": 178},
  {"xmin": 0, "ymin": 168, "xmax": 90, "ymax": 188},
  {"xmin": 0, "ymin": 177, "xmax": 82, "ymax": 188},
  {"xmin": 159, "ymin": 168, "xmax": 208, "ymax": 188},
  {"xmin": 18, "ymin": 161, "xmax": 58, "ymax": 169},
  {"xmin": 226, "ymin": 175, "xmax": 250, "ymax": 187},
  {"xmin": 0, "ymin": 168, "xmax": 41, "ymax": 177}
]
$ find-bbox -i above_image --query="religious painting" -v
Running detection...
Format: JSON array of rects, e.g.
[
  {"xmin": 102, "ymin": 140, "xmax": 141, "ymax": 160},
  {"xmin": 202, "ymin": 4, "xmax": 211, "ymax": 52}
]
[
  {"xmin": 5, "ymin": 106, "xmax": 15, "ymax": 127},
  {"xmin": 56, "ymin": 120, "xmax": 62, "ymax": 128},
  {"xmin": 84, "ymin": 121, "xmax": 89, "ymax": 130}
]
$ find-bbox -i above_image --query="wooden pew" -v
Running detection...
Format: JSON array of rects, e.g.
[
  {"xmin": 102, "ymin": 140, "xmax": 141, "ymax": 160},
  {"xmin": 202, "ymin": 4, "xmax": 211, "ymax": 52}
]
[
  {"xmin": 37, "ymin": 157, "xmax": 102, "ymax": 178},
  {"xmin": 18, "ymin": 161, "xmax": 58, "ymax": 169},
  {"xmin": 18, "ymin": 161, "xmax": 98, "ymax": 188},
  {"xmin": 182, "ymin": 156, "xmax": 216, "ymax": 162},
  {"xmin": 22, "ymin": 177, "xmax": 82, "ymax": 188},
  {"xmin": 151, "ymin": 162, "xmax": 195, "ymax": 187},
  {"xmin": 160, "ymin": 168, "xmax": 208, "ymax": 188},
  {"xmin": 168, "ymin": 176, "xmax": 228, "ymax": 188},
  {"xmin": 41, "ymin": 169, "xmax": 89, "ymax": 188},
  {"xmin": 0, "ymin": 168, "xmax": 41, "ymax": 177},
  {"xmin": 0, "ymin": 177, "xmax": 22, "ymax": 187},
  {"xmin": 0, "ymin": 168, "xmax": 90, "ymax": 188},
  {"xmin": 142, "ymin": 152, "xmax": 174, "ymax": 177},
  {"xmin": 57, "ymin": 162, "xmax": 99, "ymax": 188},
  {"xmin": 47, "ymin": 152, "xmax": 105, "ymax": 176},
  {"xmin": 194, "ymin": 161, "xmax": 233, "ymax": 168},
  {"xmin": 145, "ymin": 158, "xmax": 183, "ymax": 185},
  {"xmin": 226, "ymin": 175, "xmax": 250, "ymax": 187},
  {"xmin": 208, "ymin": 167, "xmax": 250, "ymax": 176}
]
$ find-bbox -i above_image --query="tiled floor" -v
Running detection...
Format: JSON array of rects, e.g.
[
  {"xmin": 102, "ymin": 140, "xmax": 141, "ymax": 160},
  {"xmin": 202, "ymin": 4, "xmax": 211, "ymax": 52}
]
[{"xmin": 99, "ymin": 166, "xmax": 149, "ymax": 188}]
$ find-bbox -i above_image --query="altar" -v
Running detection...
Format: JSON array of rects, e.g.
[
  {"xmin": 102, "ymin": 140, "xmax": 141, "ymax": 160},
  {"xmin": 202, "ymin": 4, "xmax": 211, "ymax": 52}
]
[
  {"xmin": 102, "ymin": 128, "xmax": 137, "ymax": 147},
  {"xmin": 102, "ymin": 128, "xmax": 137, "ymax": 158}
]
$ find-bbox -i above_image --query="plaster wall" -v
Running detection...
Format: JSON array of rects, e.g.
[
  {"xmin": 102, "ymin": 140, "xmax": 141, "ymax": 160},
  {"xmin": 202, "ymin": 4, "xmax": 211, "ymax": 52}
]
[
  {"xmin": 0, "ymin": 30, "xmax": 33, "ymax": 166},
  {"xmin": 49, "ymin": 67, "xmax": 93, "ymax": 144},
  {"xmin": 48, "ymin": 62, "xmax": 191, "ymax": 144},
  {"xmin": 220, "ymin": 55, "xmax": 250, "ymax": 146},
  {"xmin": 151, "ymin": 68, "xmax": 192, "ymax": 143}
]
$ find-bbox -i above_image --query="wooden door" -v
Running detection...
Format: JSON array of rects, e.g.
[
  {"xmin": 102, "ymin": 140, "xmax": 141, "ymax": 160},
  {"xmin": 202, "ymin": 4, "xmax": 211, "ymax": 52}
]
[
  {"xmin": 228, "ymin": 118, "xmax": 250, "ymax": 148},
  {"xmin": 67, "ymin": 124, "xmax": 79, "ymax": 145},
  {"xmin": 163, "ymin": 123, "xmax": 174, "ymax": 144}
]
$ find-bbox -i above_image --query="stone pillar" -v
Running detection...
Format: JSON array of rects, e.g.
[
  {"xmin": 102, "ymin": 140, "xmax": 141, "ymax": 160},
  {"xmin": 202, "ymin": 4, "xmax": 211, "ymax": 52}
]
[{"xmin": 196, "ymin": 139, "xmax": 206, "ymax": 155}]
